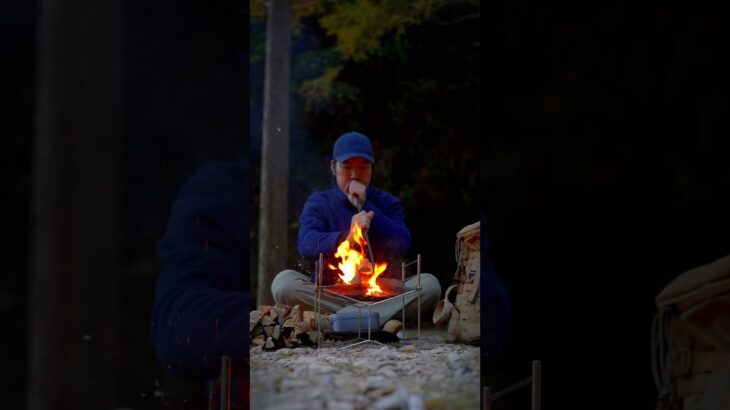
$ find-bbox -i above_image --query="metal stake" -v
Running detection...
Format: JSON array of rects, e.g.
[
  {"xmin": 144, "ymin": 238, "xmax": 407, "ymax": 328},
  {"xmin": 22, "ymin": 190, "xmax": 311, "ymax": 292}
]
[
  {"xmin": 483, "ymin": 386, "xmax": 491, "ymax": 410},
  {"xmin": 532, "ymin": 360, "xmax": 541, "ymax": 410},
  {"xmin": 368, "ymin": 305, "xmax": 372, "ymax": 342},
  {"xmin": 220, "ymin": 356, "xmax": 231, "ymax": 410}
]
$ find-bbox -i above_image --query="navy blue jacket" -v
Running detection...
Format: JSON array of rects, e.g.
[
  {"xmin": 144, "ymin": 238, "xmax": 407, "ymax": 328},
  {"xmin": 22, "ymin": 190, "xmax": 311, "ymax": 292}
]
[
  {"xmin": 297, "ymin": 185, "xmax": 411, "ymax": 283},
  {"xmin": 151, "ymin": 160, "xmax": 249, "ymax": 381}
]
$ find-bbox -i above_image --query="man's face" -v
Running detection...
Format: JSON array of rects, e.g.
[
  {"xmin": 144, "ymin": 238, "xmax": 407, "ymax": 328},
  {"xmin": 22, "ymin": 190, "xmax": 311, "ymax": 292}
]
[{"xmin": 332, "ymin": 156, "xmax": 373, "ymax": 194}]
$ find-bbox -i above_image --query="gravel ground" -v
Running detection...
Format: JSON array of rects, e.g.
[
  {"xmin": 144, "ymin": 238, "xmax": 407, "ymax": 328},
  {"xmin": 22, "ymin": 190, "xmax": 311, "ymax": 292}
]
[{"xmin": 250, "ymin": 334, "xmax": 480, "ymax": 410}]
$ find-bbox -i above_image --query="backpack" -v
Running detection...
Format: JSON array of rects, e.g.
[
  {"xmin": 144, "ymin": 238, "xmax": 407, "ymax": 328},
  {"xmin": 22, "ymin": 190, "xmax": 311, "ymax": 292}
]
[
  {"xmin": 652, "ymin": 254, "xmax": 730, "ymax": 410},
  {"xmin": 433, "ymin": 221, "xmax": 481, "ymax": 344}
]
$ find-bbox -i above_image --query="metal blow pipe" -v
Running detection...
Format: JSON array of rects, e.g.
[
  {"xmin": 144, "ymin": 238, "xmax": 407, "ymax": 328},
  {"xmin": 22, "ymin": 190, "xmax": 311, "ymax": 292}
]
[{"xmin": 353, "ymin": 197, "xmax": 377, "ymax": 269}]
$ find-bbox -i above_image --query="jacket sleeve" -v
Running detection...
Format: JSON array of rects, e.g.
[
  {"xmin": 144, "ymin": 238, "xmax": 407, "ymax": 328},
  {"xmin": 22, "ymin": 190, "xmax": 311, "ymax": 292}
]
[
  {"xmin": 363, "ymin": 192, "xmax": 411, "ymax": 256},
  {"xmin": 297, "ymin": 192, "xmax": 348, "ymax": 261},
  {"xmin": 150, "ymin": 161, "xmax": 249, "ymax": 380}
]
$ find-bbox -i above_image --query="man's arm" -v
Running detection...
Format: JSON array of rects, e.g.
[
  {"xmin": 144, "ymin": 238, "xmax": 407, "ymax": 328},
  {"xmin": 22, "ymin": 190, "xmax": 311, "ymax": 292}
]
[
  {"xmin": 297, "ymin": 192, "xmax": 347, "ymax": 261},
  {"xmin": 362, "ymin": 192, "xmax": 411, "ymax": 256},
  {"xmin": 150, "ymin": 161, "xmax": 249, "ymax": 380}
]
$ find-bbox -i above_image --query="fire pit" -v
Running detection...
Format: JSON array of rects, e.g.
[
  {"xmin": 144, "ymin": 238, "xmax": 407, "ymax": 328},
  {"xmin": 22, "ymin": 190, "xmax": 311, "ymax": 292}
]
[
  {"xmin": 312, "ymin": 253, "xmax": 422, "ymax": 351},
  {"xmin": 304, "ymin": 221, "xmax": 423, "ymax": 350},
  {"xmin": 323, "ymin": 278, "xmax": 411, "ymax": 302}
]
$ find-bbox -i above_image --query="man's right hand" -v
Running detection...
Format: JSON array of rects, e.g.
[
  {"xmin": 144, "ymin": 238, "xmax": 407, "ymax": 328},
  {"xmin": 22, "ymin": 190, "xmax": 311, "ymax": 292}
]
[{"xmin": 346, "ymin": 180, "xmax": 368, "ymax": 207}]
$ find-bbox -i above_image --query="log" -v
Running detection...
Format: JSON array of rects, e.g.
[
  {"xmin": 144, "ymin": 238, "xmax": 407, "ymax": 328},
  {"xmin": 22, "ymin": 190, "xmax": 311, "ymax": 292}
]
[
  {"xmin": 287, "ymin": 304, "xmax": 301, "ymax": 322},
  {"xmin": 305, "ymin": 330, "xmax": 322, "ymax": 344},
  {"xmin": 250, "ymin": 310, "xmax": 262, "ymax": 325},
  {"xmin": 284, "ymin": 338, "xmax": 300, "ymax": 348},
  {"xmin": 272, "ymin": 325, "xmax": 281, "ymax": 340},
  {"xmin": 293, "ymin": 321, "xmax": 308, "ymax": 336},
  {"xmin": 279, "ymin": 305, "xmax": 290, "ymax": 320},
  {"xmin": 303, "ymin": 311, "xmax": 315, "ymax": 328},
  {"xmin": 251, "ymin": 304, "xmax": 334, "ymax": 349},
  {"xmin": 269, "ymin": 308, "xmax": 278, "ymax": 322}
]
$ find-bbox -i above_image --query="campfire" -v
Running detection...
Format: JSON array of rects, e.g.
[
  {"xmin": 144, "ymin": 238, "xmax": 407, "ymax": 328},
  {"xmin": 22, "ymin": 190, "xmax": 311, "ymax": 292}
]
[{"xmin": 326, "ymin": 221, "xmax": 392, "ymax": 299}]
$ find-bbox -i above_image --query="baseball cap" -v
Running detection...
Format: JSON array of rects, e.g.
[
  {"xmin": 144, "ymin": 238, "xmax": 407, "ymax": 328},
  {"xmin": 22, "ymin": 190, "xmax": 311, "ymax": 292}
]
[{"xmin": 332, "ymin": 131, "xmax": 375, "ymax": 163}]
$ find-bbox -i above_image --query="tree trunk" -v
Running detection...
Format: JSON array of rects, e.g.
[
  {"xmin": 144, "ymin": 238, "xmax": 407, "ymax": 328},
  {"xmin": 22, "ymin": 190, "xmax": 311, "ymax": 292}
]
[
  {"xmin": 257, "ymin": 0, "xmax": 291, "ymax": 306},
  {"xmin": 28, "ymin": 0, "xmax": 122, "ymax": 408}
]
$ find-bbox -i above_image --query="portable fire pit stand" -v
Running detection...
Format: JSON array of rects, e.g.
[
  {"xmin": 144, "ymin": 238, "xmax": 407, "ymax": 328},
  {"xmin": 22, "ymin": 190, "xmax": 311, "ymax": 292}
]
[{"xmin": 313, "ymin": 253, "xmax": 422, "ymax": 351}]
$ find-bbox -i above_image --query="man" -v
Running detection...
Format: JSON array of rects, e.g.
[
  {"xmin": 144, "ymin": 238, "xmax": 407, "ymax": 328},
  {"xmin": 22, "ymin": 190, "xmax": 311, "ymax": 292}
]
[
  {"xmin": 150, "ymin": 158, "xmax": 249, "ymax": 407},
  {"xmin": 272, "ymin": 131, "xmax": 441, "ymax": 326}
]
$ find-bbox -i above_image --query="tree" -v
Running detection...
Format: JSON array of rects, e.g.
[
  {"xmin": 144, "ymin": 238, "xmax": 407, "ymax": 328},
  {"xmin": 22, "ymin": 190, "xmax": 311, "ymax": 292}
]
[{"xmin": 257, "ymin": 0, "xmax": 292, "ymax": 306}]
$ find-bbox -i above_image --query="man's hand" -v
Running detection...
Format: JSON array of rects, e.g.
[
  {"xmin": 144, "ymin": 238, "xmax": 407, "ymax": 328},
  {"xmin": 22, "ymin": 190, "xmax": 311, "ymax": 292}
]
[
  {"xmin": 350, "ymin": 210, "xmax": 374, "ymax": 232},
  {"xmin": 346, "ymin": 180, "xmax": 367, "ymax": 207}
]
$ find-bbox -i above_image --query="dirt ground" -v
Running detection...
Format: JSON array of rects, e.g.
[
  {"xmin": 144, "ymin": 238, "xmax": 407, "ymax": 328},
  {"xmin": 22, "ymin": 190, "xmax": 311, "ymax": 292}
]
[{"xmin": 250, "ymin": 324, "xmax": 480, "ymax": 410}]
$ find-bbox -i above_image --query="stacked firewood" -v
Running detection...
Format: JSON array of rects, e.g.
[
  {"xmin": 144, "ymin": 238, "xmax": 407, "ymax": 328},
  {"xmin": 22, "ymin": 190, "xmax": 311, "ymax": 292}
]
[{"xmin": 249, "ymin": 304, "xmax": 330, "ymax": 350}]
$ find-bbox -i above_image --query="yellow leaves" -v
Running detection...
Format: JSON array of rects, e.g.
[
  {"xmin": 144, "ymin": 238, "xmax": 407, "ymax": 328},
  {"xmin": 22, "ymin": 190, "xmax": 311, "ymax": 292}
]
[
  {"xmin": 298, "ymin": 66, "xmax": 343, "ymax": 111},
  {"xmin": 292, "ymin": 0, "xmax": 325, "ymax": 20},
  {"xmin": 255, "ymin": 0, "xmax": 463, "ymax": 110},
  {"xmin": 249, "ymin": 0, "xmax": 267, "ymax": 21},
  {"xmin": 319, "ymin": 0, "xmax": 441, "ymax": 63},
  {"xmin": 319, "ymin": 0, "xmax": 381, "ymax": 62}
]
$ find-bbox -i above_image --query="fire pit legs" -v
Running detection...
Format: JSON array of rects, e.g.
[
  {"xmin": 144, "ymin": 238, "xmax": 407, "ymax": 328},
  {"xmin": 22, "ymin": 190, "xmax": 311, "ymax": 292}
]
[
  {"xmin": 367, "ymin": 305, "xmax": 372, "ymax": 342},
  {"xmin": 417, "ymin": 254, "xmax": 421, "ymax": 351},
  {"xmin": 400, "ymin": 255, "xmax": 422, "ymax": 351},
  {"xmin": 316, "ymin": 253, "xmax": 323, "ymax": 351},
  {"xmin": 401, "ymin": 261, "xmax": 406, "ymax": 342}
]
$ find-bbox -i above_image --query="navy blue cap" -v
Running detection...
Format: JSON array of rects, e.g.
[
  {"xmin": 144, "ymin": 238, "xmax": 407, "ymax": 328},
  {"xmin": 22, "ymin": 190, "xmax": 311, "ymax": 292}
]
[{"xmin": 332, "ymin": 132, "xmax": 375, "ymax": 163}]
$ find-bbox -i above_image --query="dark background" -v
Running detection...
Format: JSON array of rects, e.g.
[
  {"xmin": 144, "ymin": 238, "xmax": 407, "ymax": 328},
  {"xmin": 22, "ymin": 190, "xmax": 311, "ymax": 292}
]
[
  {"xmin": 2, "ymin": 0, "xmax": 245, "ymax": 408},
  {"xmin": 485, "ymin": 2, "xmax": 730, "ymax": 409},
  {"xmin": 7, "ymin": 1, "xmax": 730, "ymax": 409}
]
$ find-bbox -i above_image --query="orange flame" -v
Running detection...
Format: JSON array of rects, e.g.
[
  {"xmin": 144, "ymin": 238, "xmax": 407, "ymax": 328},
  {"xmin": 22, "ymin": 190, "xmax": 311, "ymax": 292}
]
[
  {"xmin": 330, "ymin": 222, "xmax": 387, "ymax": 295},
  {"xmin": 365, "ymin": 262, "xmax": 388, "ymax": 296}
]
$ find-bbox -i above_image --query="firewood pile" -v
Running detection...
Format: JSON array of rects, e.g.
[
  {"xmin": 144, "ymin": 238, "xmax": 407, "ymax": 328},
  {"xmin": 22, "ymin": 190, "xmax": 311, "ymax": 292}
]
[{"xmin": 249, "ymin": 304, "xmax": 331, "ymax": 350}]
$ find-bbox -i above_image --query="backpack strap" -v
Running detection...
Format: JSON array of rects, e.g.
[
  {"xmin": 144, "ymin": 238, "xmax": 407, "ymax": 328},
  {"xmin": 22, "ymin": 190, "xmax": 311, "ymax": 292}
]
[
  {"xmin": 445, "ymin": 284, "xmax": 458, "ymax": 309},
  {"xmin": 468, "ymin": 261, "xmax": 480, "ymax": 303}
]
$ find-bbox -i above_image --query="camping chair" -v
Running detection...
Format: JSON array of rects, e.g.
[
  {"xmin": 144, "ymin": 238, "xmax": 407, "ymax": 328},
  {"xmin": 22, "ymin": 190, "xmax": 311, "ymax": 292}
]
[{"xmin": 484, "ymin": 360, "xmax": 541, "ymax": 410}]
